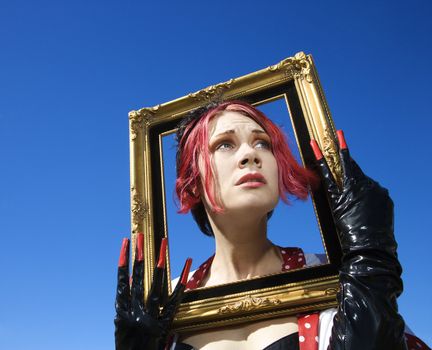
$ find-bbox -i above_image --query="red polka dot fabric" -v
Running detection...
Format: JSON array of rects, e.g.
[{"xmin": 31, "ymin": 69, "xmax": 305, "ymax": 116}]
[
  {"xmin": 298, "ymin": 313, "xmax": 319, "ymax": 350},
  {"xmin": 279, "ymin": 247, "xmax": 306, "ymax": 271},
  {"xmin": 185, "ymin": 255, "xmax": 214, "ymax": 290},
  {"xmin": 280, "ymin": 248, "xmax": 320, "ymax": 350},
  {"xmin": 405, "ymin": 333, "xmax": 431, "ymax": 350}
]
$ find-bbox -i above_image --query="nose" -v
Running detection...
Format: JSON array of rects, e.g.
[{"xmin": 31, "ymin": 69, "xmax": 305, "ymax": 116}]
[{"xmin": 238, "ymin": 145, "xmax": 262, "ymax": 168}]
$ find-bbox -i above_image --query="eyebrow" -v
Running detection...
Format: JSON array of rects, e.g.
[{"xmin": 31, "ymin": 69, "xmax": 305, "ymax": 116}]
[{"xmin": 211, "ymin": 129, "xmax": 266, "ymax": 139}]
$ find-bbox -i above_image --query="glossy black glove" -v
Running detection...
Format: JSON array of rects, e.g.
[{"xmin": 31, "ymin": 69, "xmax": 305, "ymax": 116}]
[
  {"xmin": 115, "ymin": 234, "xmax": 192, "ymax": 350},
  {"xmin": 311, "ymin": 131, "xmax": 407, "ymax": 350}
]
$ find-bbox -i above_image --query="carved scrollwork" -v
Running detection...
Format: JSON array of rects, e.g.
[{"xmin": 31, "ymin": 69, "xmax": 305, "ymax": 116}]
[
  {"xmin": 188, "ymin": 79, "xmax": 234, "ymax": 101},
  {"xmin": 129, "ymin": 106, "xmax": 160, "ymax": 141},
  {"xmin": 268, "ymin": 51, "xmax": 313, "ymax": 83},
  {"xmin": 131, "ymin": 186, "xmax": 148, "ymax": 233},
  {"xmin": 218, "ymin": 295, "xmax": 281, "ymax": 314},
  {"xmin": 321, "ymin": 127, "xmax": 342, "ymax": 183},
  {"xmin": 325, "ymin": 287, "xmax": 338, "ymax": 295},
  {"xmin": 129, "ymin": 111, "xmax": 144, "ymax": 141}
]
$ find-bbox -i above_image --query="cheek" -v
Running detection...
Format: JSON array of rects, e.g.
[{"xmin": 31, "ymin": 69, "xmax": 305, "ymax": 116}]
[
  {"xmin": 267, "ymin": 156, "xmax": 279, "ymax": 184},
  {"xmin": 212, "ymin": 154, "xmax": 232, "ymax": 186},
  {"xmin": 197, "ymin": 154, "xmax": 215, "ymax": 200}
]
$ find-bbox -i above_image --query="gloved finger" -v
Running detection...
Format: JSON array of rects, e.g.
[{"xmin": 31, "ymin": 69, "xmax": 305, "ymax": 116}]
[
  {"xmin": 310, "ymin": 139, "xmax": 340, "ymax": 204},
  {"xmin": 351, "ymin": 158, "xmax": 367, "ymax": 181},
  {"xmin": 131, "ymin": 233, "xmax": 145, "ymax": 314},
  {"xmin": 115, "ymin": 238, "xmax": 130, "ymax": 317},
  {"xmin": 161, "ymin": 258, "xmax": 192, "ymax": 323},
  {"xmin": 336, "ymin": 130, "xmax": 354, "ymax": 184},
  {"xmin": 146, "ymin": 237, "xmax": 168, "ymax": 318}
]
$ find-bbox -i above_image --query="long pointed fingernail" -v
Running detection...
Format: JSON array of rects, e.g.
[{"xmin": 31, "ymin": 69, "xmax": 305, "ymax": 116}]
[
  {"xmin": 136, "ymin": 233, "xmax": 144, "ymax": 262},
  {"xmin": 337, "ymin": 130, "xmax": 348, "ymax": 150},
  {"xmin": 181, "ymin": 258, "xmax": 192, "ymax": 285},
  {"xmin": 157, "ymin": 238, "xmax": 168, "ymax": 268},
  {"xmin": 310, "ymin": 140, "xmax": 323, "ymax": 160},
  {"xmin": 118, "ymin": 238, "xmax": 129, "ymax": 267}
]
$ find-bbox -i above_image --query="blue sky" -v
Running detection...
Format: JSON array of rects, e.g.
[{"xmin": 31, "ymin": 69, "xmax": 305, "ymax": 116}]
[{"xmin": 1, "ymin": 1, "xmax": 431, "ymax": 348}]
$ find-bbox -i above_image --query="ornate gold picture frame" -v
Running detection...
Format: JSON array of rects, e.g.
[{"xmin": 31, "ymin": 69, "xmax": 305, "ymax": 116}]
[{"xmin": 129, "ymin": 52, "xmax": 342, "ymax": 332}]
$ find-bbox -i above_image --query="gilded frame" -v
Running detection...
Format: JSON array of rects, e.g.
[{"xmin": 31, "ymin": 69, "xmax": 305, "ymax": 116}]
[{"xmin": 129, "ymin": 52, "xmax": 343, "ymax": 333}]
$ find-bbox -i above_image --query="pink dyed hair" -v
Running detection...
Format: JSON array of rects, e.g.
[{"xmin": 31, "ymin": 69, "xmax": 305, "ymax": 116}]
[{"xmin": 175, "ymin": 101, "xmax": 318, "ymax": 213}]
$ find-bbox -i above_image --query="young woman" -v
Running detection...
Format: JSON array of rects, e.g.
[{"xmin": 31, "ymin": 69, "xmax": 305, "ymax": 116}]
[{"xmin": 114, "ymin": 101, "xmax": 429, "ymax": 350}]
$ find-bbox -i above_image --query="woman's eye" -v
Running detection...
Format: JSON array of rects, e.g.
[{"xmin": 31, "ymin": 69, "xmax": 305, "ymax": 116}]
[
  {"xmin": 255, "ymin": 140, "xmax": 271, "ymax": 149},
  {"xmin": 216, "ymin": 142, "xmax": 234, "ymax": 151}
]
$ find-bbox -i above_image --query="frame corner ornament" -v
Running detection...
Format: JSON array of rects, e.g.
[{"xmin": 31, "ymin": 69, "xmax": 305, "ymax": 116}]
[
  {"xmin": 188, "ymin": 79, "xmax": 235, "ymax": 101},
  {"xmin": 129, "ymin": 106, "xmax": 160, "ymax": 140},
  {"xmin": 268, "ymin": 51, "xmax": 312, "ymax": 83},
  {"xmin": 218, "ymin": 295, "xmax": 282, "ymax": 314}
]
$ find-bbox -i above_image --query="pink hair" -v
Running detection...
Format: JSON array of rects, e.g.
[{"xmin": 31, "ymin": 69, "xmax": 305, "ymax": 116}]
[{"xmin": 176, "ymin": 101, "xmax": 318, "ymax": 213}]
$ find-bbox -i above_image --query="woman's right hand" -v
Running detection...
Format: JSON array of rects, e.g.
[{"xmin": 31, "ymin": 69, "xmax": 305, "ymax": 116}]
[{"xmin": 114, "ymin": 234, "xmax": 192, "ymax": 350}]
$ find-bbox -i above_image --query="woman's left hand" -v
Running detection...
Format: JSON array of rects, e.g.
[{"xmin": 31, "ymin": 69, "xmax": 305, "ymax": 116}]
[
  {"xmin": 310, "ymin": 131, "xmax": 407, "ymax": 350},
  {"xmin": 310, "ymin": 130, "xmax": 396, "ymax": 256}
]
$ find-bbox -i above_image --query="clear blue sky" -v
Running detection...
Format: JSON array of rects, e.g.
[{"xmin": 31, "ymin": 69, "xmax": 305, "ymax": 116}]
[{"xmin": 1, "ymin": 1, "xmax": 431, "ymax": 348}]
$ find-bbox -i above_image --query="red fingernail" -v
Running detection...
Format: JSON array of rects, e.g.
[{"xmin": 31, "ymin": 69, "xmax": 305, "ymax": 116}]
[
  {"xmin": 157, "ymin": 238, "xmax": 168, "ymax": 268},
  {"xmin": 181, "ymin": 258, "xmax": 192, "ymax": 285},
  {"xmin": 337, "ymin": 130, "xmax": 347, "ymax": 150},
  {"xmin": 136, "ymin": 233, "xmax": 144, "ymax": 262},
  {"xmin": 118, "ymin": 238, "xmax": 129, "ymax": 267},
  {"xmin": 310, "ymin": 140, "xmax": 323, "ymax": 160}
]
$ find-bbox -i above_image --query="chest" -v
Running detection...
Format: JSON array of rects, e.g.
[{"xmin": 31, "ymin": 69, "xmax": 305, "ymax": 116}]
[{"xmin": 180, "ymin": 315, "xmax": 298, "ymax": 350}]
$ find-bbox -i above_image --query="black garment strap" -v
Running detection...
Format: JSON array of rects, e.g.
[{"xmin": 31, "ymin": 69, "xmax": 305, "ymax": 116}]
[{"xmin": 173, "ymin": 342, "xmax": 194, "ymax": 350}]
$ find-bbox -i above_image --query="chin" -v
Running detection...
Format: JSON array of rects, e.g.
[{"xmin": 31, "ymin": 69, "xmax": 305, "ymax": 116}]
[{"xmin": 223, "ymin": 198, "xmax": 278, "ymax": 216}]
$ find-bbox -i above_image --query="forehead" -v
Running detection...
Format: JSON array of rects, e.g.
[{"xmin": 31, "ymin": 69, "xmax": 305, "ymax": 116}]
[{"xmin": 209, "ymin": 111, "xmax": 264, "ymax": 137}]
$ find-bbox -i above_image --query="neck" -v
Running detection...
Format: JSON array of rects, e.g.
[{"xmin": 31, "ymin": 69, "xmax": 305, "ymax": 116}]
[{"xmin": 204, "ymin": 210, "xmax": 282, "ymax": 285}]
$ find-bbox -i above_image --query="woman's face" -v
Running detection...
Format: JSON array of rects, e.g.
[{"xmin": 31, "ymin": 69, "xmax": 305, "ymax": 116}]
[{"xmin": 202, "ymin": 111, "xmax": 279, "ymax": 215}]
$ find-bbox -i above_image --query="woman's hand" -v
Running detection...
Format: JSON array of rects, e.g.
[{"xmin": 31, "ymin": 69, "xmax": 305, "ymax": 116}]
[
  {"xmin": 114, "ymin": 234, "xmax": 192, "ymax": 350},
  {"xmin": 310, "ymin": 130, "xmax": 396, "ymax": 256},
  {"xmin": 310, "ymin": 131, "xmax": 406, "ymax": 350}
]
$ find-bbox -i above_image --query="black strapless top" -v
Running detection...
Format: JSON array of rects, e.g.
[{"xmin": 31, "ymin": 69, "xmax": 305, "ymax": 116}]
[{"xmin": 174, "ymin": 332, "xmax": 299, "ymax": 350}]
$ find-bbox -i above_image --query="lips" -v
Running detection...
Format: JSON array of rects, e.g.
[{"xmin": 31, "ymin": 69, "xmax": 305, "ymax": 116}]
[{"xmin": 235, "ymin": 173, "xmax": 267, "ymax": 186}]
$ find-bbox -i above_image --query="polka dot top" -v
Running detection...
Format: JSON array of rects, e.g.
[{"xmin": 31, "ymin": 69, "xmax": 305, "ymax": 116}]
[
  {"xmin": 186, "ymin": 246, "xmax": 306, "ymax": 290},
  {"xmin": 180, "ymin": 247, "xmax": 431, "ymax": 350}
]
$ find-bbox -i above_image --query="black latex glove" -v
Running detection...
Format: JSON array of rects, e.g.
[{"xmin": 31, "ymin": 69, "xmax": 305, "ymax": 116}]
[
  {"xmin": 115, "ymin": 234, "xmax": 192, "ymax": 350},
  {"xmin": 311, "ymin": 131, "xmax": 407, "ymax": 350}
]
